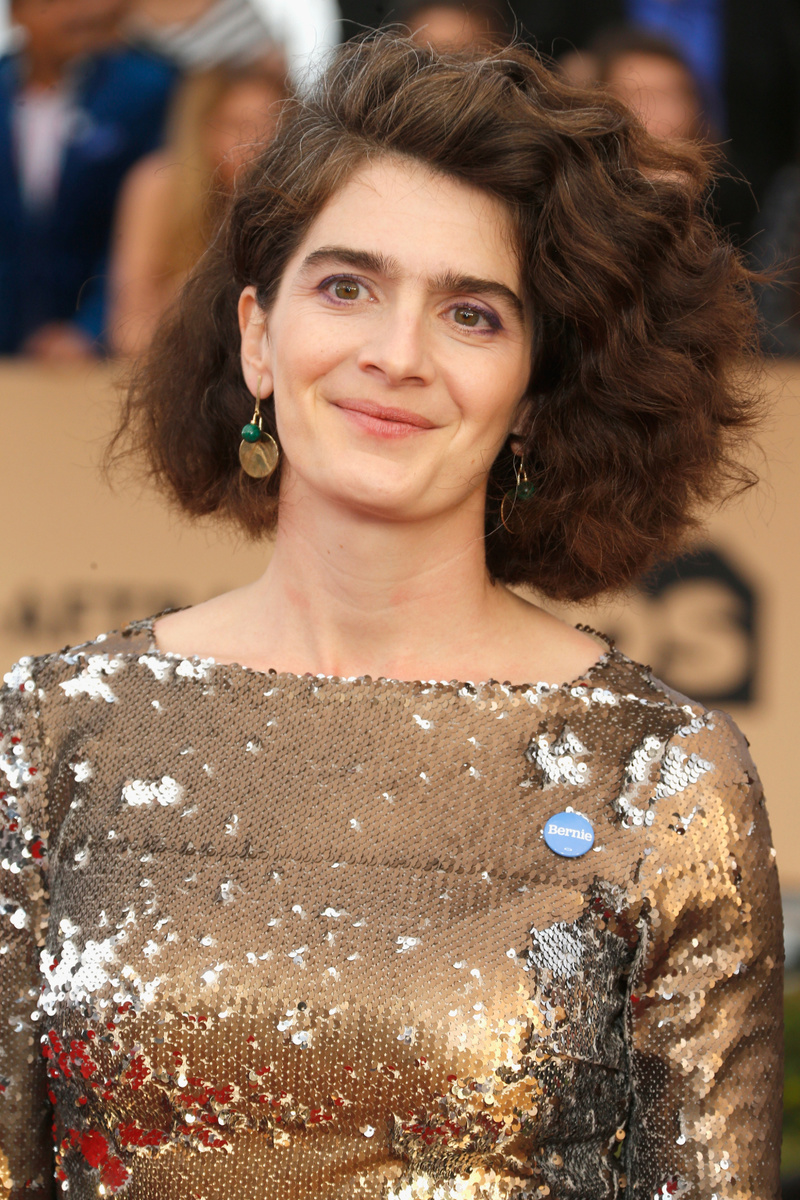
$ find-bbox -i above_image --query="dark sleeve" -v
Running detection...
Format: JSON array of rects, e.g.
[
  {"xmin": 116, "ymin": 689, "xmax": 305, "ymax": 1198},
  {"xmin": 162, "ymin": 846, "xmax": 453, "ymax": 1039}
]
[
  {"xmin": 0, "ymin": 659, "xmax": 54, "ymax": 1195},
  {"xmin": 79, "ymin": 51, "xmax": 177, "ymax": 348},
  {"xmin": 625, "ymin": 712, "xmax": 783, "ymax": 1199},
  {"xmin": 125, "ymin": 53, "xmax": 178, "ymax": 159},
  {"xmin": 753, "ymin": 164, "xmax": 800, "ymax": 356},
  {"xmin": 71, "ymin": 267, "xmax": 107, "ymax": 347}
]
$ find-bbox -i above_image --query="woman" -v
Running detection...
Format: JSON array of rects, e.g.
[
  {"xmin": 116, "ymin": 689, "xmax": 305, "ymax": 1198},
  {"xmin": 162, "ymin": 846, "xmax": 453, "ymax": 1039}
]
[
  {"xmin": 399, "ymin": 0, "xmax": 510, "ymax": 53},
  {"xmin": 109, "ymin": 64, "xmax": 287, "ymax": 357},
  {"xmin": 0, "ymin": 33, "xmax": 782, "ymax": 1200},
  {"xmin": 591, "ymin": 27, "xmax": 707, "ymax": 144}
]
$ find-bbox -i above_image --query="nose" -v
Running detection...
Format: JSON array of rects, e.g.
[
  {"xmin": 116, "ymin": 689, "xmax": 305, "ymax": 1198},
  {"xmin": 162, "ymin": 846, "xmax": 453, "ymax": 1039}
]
[{"xmin": 356, "ymin": 303, "xmax": 434, "ymax": 388}]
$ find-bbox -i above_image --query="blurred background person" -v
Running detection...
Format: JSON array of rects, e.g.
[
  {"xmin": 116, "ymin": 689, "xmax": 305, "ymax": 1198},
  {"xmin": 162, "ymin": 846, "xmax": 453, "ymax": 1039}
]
[
  {"xmin": 0, "ymin": 0, "xmax": 176, "ymax": 360},
  {"xmin": 752, "ymin": 161, "xmax": 800, "ymax": 357},
  {"xmin": 590, "ymin": 26, "xmax": 706, "ymax": 143},
  {"xmin": 330, "ymin": 0, "xmax": 800, "ymax": 247},
  {"xmin": 108, "ymin": 64, "xmax": 287, "ymax": 357},
  {"xmin": 399, "ymin": 0, "xmax": 510, "ymax": 51},
  {"xmin": 513, "ymin": 0, "xmax": 800, "ymax": 246},
  {"xmin": 128, "ymin": 0, "xmax": 340, "ymax": 85}
]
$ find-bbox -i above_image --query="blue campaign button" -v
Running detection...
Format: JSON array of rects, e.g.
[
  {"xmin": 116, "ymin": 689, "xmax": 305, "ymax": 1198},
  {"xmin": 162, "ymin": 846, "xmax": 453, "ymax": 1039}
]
[{"xmin": 543, "ymin": 809, "xmax": 594, "ymax": 857}]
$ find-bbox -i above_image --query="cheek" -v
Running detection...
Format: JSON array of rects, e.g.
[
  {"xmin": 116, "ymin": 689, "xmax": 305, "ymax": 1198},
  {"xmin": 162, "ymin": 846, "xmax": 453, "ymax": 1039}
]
[
  {"xmin": 279, "ymin": 315, "xmax": 357, "ymax": 392},
  {"xmin": 270, "ymin": 321, "xmax": 346, "ymax": 434},
  {"xmin": 445, "ymin": 350, "xmax": 529, "ymax": 431}
]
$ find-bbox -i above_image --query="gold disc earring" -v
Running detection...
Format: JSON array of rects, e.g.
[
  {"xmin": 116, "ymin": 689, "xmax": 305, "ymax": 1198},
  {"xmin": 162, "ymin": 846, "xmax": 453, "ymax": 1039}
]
[{"xmin": 239, "ymin": 376, "xmax": 279, "ymax": 479}]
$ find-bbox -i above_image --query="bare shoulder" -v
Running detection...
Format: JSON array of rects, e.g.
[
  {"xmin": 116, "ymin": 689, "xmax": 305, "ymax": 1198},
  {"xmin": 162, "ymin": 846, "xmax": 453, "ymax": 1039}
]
[
  {"xmin": 119, "ymin": 151, "xmax": 176, "ymax": 206},
  {"xmin": 152, "ymin": 590, "xmax": 253, "ymax": 663},
  {"xmin": 496, "ymin": 590, "xmax": 607, "ymax": 685},
  {"xmin": 112, "ymin": 153, "xmax": 177, "ymax": 259},
  {"xmin": 152, "ymin": 600, "xmax": 212, "ymax": 653}
]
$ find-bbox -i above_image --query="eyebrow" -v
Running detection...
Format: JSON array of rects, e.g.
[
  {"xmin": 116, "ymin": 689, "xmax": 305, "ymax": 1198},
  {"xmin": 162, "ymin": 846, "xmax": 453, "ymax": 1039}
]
[{"xmin": 300, "ymin": 245, "xmax": 525, "ymax": 318}]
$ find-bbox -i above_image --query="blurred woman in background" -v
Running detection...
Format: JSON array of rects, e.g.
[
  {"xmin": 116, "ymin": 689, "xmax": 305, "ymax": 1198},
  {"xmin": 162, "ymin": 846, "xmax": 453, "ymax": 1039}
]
[
  {"xmin": 592, "ymin": 26, "xmax": 706, "ymax": 144},
  {"xmin": 109, "ymin": 64, "xmax": 287, "ymax": 356},
  {"xmin": 559, "ymin": 26, "xmax": 706, "ymax": 145},
  {"xmin": 399, "ymin": 0, "xmax": 510, "ymax": 52}
]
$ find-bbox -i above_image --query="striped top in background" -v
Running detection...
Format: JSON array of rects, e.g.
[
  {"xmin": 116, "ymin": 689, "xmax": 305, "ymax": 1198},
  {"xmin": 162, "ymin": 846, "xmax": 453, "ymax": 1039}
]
[{"xmin": 131, "ymin": 0, "xmax": 341, "ymax": 83}]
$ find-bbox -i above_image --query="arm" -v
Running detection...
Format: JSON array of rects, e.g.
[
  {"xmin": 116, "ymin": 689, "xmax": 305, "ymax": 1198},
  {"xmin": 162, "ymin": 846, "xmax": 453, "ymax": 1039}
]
[
  {"xmin": 21, "ymin": 152, "xmax": 175, "ymax": 360},
  {"xmin": 20, "ymin": 323, "xmax": 98, "ymax": 362},
  {"xmin": 625, "ymin": 711, "xmax": 783, "ymax": 1198},
  {"xmin": 0, "ymin": 661, "xmax": 53, "ymax": 1196},
  {"xmin": 106, "ymin": 152, "xmax": 180, "ymax": 358}
]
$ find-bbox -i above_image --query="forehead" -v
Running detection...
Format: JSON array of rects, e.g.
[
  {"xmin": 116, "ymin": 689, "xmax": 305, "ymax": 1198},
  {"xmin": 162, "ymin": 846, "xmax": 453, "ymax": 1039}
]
[{"xmin": 291, "ymin": 156, "xmax": 522, "ymax": 291}]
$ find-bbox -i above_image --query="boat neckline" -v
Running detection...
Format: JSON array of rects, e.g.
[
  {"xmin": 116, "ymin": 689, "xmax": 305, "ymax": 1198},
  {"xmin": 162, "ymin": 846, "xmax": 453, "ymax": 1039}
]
[{"xmin": 108, "ymin": 612, "xmax": 625, "ymax": 697}]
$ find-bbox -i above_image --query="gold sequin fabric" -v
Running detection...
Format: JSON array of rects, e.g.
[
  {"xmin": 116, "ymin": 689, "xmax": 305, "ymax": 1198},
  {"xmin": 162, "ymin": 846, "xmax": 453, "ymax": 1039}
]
[{"xmin": 0, "ymin": 616, "xmax": 783, "ymax": 1199}]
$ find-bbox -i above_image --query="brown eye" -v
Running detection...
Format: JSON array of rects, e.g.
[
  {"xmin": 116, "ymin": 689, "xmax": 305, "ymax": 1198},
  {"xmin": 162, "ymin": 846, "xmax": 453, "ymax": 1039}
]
[
  {"xmin": 333, "ymin": 279, "xmax": 360, "ymax": 300},
  {"xmin": 454, "ymin": 306, "xmax": 481, "ymax": 327}
]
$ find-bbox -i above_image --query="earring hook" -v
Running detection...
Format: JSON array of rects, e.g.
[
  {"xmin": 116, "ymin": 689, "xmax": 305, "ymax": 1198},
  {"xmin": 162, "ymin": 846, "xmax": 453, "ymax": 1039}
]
[
  {"xmin": 500, "ymin": 452, "xmax": 535, "ymax": 532},
  {"xmin": 239, "ymin": 375, "xmax": 279, "ymax": 478}
]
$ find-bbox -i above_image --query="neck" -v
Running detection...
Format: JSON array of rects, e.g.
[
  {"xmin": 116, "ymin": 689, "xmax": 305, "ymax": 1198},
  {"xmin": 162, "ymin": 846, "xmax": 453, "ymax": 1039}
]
[
  {"xmin": 22, "ymin": 46, "xmax": 71, "ymax": 90},
  {"xmin": 246, "ymin": 481, "xmax": 514, "ymax": 680}
]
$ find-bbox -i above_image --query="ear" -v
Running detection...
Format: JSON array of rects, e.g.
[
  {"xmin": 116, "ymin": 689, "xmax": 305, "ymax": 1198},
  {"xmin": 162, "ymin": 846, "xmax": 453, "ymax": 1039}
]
[
  {"xmin": 508, "ymin": 395, "xmax": 533, "ymax": 455},
  {"xmin": 238, "ymin": 286, "xmax": 274, "ymax": 399}
]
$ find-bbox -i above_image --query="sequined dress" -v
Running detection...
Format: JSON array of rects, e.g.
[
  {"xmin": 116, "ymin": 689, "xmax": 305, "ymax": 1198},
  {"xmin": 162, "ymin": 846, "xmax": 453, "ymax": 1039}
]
[{"xmin": 0, "ymin": 616, "xmax": 783, "ymax": 1199}]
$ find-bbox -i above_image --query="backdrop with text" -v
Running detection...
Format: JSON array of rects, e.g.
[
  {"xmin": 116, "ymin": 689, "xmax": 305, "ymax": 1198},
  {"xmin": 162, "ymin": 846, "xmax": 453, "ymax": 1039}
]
[{"xmin": 3, "ymin": 359, "xmax": 799, "ymax": 881}]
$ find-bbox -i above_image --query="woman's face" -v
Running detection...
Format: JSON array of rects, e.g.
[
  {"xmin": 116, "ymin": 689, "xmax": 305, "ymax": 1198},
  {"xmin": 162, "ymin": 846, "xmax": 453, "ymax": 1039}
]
[
  {"xmin": 15, "ymin": 0, "xmax": 131, "ymax": 61},
  {"xmin": 607, "ymin": 52, "xmax": 701, "ymax": 141},
  {"xmin": 239, "ymin": 156, "xmax": 532, "ymax": 525},
  {"xmin": 206, "ymin": 79, "xmax": 284, "ymax": 190},
  {"xmin": 408, "ymin": 4, "xmax": 499, "ymax": 51}
]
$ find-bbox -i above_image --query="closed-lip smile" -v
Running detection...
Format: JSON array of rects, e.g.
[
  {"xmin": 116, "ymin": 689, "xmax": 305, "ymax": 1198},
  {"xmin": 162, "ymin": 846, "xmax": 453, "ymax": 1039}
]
[{"xmin": 331, "ymin": 398, "xmax": 437, "ymax": 437}]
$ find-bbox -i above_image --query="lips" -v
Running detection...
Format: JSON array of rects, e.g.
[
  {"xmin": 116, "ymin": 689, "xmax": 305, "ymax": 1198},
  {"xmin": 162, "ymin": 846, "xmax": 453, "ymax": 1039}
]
[{"xmin": 331, "ymin": 399, "xmax": 437, "ymax": 429}]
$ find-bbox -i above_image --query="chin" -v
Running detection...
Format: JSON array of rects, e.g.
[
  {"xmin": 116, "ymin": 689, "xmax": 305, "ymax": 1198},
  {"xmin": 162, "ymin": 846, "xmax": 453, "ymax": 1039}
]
[
  {"xmin": 339, "ymin": 485, "xmax": 422, "ymax": 521},
  {"xmin": 325, "ymin": 473, "xmax": 430, "ymax": 521},
  {"xmin": 283, "ymin": 449, "xmax": 445, "ymax": 520}
]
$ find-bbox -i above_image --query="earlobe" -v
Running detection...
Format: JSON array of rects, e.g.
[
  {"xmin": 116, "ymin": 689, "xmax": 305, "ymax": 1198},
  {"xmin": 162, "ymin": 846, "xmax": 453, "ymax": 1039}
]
[
  {"xmin": 508, "ymin": 397, "xmax": 533, "ymax": 453},
  {"xmin": 238, "ymin": 285, "xmax": 274, "ymax": 398}
]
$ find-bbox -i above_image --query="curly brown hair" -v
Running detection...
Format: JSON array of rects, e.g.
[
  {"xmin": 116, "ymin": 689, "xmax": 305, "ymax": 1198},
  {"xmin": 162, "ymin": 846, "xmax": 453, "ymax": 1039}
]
[{"xmin": 114, "ymin": 32, "xmax": 761, "ymax": 602}]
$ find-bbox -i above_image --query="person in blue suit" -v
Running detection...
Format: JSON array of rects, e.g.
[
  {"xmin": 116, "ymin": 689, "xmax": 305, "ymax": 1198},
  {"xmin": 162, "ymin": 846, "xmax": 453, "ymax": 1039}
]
[{"xmin": 0, "ymin": 0, "xmax": 176, "ymax": 359}]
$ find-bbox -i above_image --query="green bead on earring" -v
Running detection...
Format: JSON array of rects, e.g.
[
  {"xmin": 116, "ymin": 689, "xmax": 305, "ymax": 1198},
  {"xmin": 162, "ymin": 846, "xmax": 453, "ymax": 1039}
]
[
  {"xmin": 500, "ymin": 455, "xmax": 535, "ymax": 531},
  {"xmin": 239, "ymin": 376, "xmax": 280, "ymax": 479}
]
